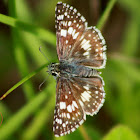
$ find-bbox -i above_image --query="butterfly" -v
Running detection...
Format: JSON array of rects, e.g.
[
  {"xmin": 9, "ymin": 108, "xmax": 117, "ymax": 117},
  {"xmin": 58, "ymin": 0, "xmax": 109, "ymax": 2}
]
[{"xmin": 48, "ymin": 2, "xmax": 107, "ymax": 137}]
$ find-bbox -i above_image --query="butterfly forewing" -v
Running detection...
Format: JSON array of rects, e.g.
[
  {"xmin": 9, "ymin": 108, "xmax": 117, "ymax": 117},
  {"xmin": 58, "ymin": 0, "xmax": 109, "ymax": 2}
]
[
  {"xmin": 55, "ymin": 2, "xmax": 87, "ymax": 60},
  {"xmin": 53, "ymin": 77, "xmax": 86, "ymax": 137}
]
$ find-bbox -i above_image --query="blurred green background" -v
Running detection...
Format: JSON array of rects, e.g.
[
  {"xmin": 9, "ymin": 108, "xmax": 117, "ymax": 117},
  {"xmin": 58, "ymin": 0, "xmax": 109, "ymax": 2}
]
[{"xmin": 0, "ymin": 0, "xmax": 140, "ymax": 140}]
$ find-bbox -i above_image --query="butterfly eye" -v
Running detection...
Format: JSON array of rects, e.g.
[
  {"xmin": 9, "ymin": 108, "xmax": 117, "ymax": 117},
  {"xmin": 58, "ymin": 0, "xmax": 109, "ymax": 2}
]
[{"xmin": 52, "ymin": 72, "xmax": 57, "ymax": 76}]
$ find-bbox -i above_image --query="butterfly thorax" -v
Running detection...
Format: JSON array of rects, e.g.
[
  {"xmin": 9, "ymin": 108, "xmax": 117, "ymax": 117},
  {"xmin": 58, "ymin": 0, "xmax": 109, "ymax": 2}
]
[{"xmin": 48, "ymin": 61, "xmax": 100, "ymax": 78}]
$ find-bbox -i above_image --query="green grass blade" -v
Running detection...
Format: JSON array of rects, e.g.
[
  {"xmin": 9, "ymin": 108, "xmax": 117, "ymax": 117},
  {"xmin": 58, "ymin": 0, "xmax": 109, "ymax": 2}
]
[
  {"xmin": 21, "ymin": 95, "xmax": 55, "ymax": 140},
  {"xmin": 97, "ymin": 0, "xmax": 117, "ymax": 30},
  {"xmin": 0, "ymin": 63, "xmax": 47, "ymax": 100},
  {"xmin": 0, "ymin": 14, "xmax": 56, "ymax": 46},
  {"xmin": 0, "ymin": 81, "xmax": 54, "ymax": 140}
]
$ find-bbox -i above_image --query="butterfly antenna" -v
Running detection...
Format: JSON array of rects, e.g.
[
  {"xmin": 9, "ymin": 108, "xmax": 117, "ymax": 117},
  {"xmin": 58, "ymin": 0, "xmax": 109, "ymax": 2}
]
[
  {"xmin": 39, "ymin": 78, "xmax": 47, "ymax": 91},
  {"xmin": 39, "ymin": 46, "xmax": 50, "ymax": 62}
]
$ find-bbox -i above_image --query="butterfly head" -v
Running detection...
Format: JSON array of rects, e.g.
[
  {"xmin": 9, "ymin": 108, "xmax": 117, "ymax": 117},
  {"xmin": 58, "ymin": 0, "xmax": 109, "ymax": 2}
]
[{"xmin": 48, "ymin": 63, "xmax": 60, "ymax": 77}]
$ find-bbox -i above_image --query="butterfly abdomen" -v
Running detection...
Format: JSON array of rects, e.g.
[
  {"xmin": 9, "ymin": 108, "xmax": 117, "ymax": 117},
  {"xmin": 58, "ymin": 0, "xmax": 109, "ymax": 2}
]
[
  {"xmin": 60, "ymin": 61, "xmax": 99, "ymax": 77},
  {"xmin": 73, "ymin": 65, "xmax": 100, "ymax": 77}
]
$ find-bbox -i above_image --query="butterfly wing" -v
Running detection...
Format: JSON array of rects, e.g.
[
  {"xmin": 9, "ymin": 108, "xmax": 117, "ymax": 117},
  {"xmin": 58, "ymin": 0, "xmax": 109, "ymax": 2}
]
[
  {"xmin": 69, "ymin": 27, "xmax": 107, "ymax": 69},
  {"xmin": 55, "ymin": 2, "xmax": 107, "ymax": 69},
  {"xmin": 69, "ymin": 76, "xmax": 105, "ymax": 115},
  {"xmin": 53, "ymin": 76, "xmax": 105, "ymax": 137},
  {"xmin": 55, "ymin": 2, "xmax": 87, "ymax": 60},
  {"xmin": 53, "ymin": 77, "xmax": 86, "ymax": 137}
]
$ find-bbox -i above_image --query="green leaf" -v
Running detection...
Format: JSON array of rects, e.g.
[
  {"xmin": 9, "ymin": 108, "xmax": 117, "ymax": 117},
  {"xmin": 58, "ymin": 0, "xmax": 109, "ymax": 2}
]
[{"xmin": 103, "ymin": 125, "xmax": 139, "ymax": 140}]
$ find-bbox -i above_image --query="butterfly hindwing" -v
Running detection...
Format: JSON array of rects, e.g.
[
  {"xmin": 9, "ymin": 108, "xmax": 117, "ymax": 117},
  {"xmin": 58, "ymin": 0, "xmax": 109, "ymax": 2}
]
[
  {"xmin": 69, "ymin": 76, "xmax": 105, "ymax": 115},
  {"xmin": 69, "ymin": 27, "xmax": 107, "ymax": 68}
]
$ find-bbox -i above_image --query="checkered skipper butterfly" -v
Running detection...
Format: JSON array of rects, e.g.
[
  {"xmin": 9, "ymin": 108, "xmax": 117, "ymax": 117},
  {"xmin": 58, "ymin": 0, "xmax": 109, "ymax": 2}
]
[{"xmin": 48, "ymin": 2, "xmax": 107, "ymax": 137}]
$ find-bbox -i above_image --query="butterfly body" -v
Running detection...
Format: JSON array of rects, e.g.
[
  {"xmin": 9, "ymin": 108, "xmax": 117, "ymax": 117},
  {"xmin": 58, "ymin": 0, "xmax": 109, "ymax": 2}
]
[
  {"xmin": 50, "ymin": 2, "xmax": 107, "ymax": 137},
  {"xmin": 48, "ymin": 61, "xmax": 100, "ymax": 78}
]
